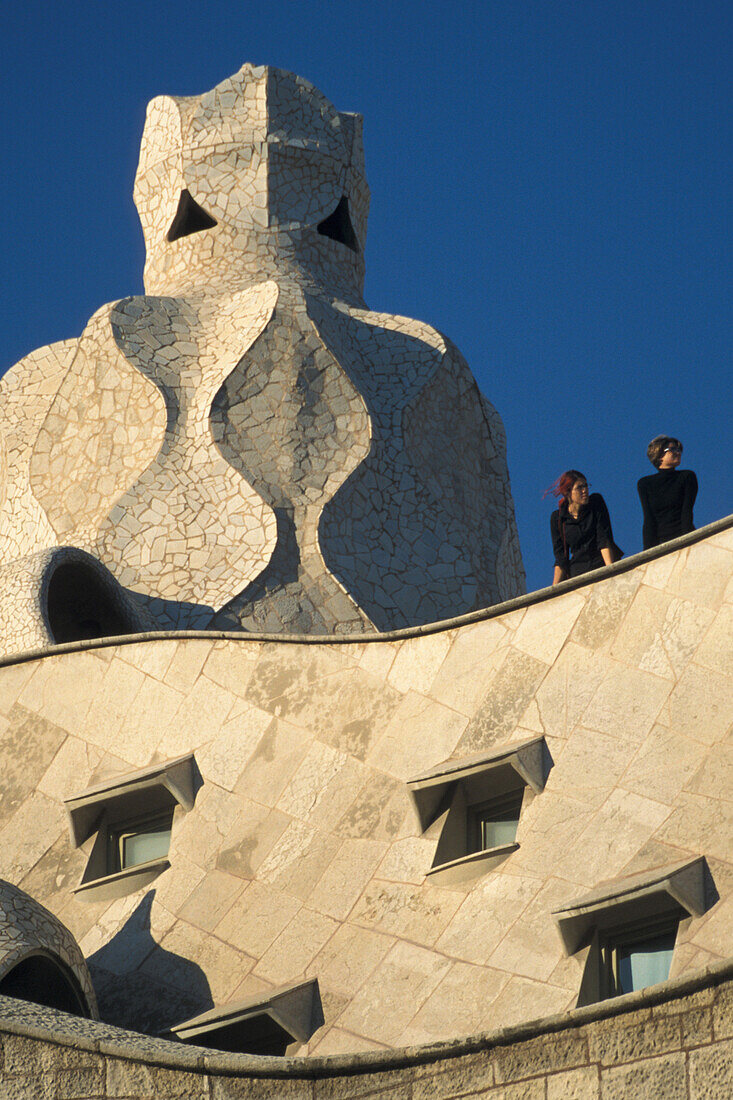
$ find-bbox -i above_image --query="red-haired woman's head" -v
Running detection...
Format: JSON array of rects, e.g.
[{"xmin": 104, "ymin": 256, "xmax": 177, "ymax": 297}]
[{"xmin": 546, "ymin": 469, "xmax": 587, "ymax": 505}]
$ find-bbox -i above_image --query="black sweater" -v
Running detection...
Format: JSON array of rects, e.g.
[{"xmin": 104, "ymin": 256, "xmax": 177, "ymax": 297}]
[
  {"xmin": 551, "ymin": 493, "xmax": 615, "ymax": 577},
  {"xmin": 637, "ymin": 469, "xmax": 697, "ymax": 550}
]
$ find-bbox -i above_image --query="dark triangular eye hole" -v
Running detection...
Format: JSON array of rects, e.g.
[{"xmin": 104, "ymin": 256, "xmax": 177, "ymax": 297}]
[
  {"xmin": 317, "ymin": 196, "xmax": 359, "ymax": 252},
  {"xmin": 166, "ymin": 189, "xmax": 218, "ymax": 242}
]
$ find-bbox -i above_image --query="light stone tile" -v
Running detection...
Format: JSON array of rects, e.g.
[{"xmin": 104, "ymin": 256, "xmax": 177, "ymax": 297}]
[
  {"xmin": 689, "ymin": 892, "xmax": 733, "ymax": 959},
  {"xmin": 276, "ymin": 739, "xmax": 352, "ymax": 820},
  {"xmin": 235, "ymin": 716, "xmax": 312, "ymax": 807},
  {"xmin": 197, "ymin": 698, "xmax": 272, "ymax": 790},
  {"xmin": 74, "ymin": 657, "xmax": 146, "ymax": 753},
  {"xmin": 619, "ymin": 726, "xmax": 709, "ymax": 804},
  {"xmin": 162, "ymin": 641, "xmax": 214, "ymax": 693},
  {"xmin": 534, "ymin": 644, "xmax": 609, "ymax": 742},
  {"xmin": 486, "ymin": 974, "xmax": 573, "ymax": 1028},
  {"xmin": 336, "ymin": 940, "xmax": 452, "ymax": 1046},
  {"xmin": 487, "ymin": 878, "xmax": 575, "ymax": 982},
  {"xmin": 311, "ymin": 924, "xmax": 395, "ymax": 998},
  {"xmin": 37, "ymin": 736, "xmax": 103, "ymax": 802},
  {"xmin": 114, "ymin": 673, "xmax": 185, "ymax": 766},
  {"xmin": 202, "ymin": 639, "xmax": 261, "ymax": 697},
  {"xmin": 580, "ymin": 661, "xmax": 672, "ymax": 743},
  {"xmin": 146, "ymin": 919, "xmax": 249, "ymax": 1002},
  {"xmin": 657, "ymin": 792, "xmax": 733, "ymax": 865},
  {"xmin": 407, "ymin": 960, "xmax": 510, "ymax": 1038},
  {"xmin": 333, "ymin": 770, "xmax": 412, "ymax": 843},
  {"xmin": 686, "ymin": 742, "xmax": 733, "ymax": 800},
  {"xmin": 309, "ymin": 1027, "xmax": 388, "ymax": 1055},
  {"xmin": 18, "ymin": 651, "xmax": 106, "ymax": 735},
  {"xmin": 308, "ymin": 837, "xmax": 386, "ymax": 920},
  {"xmin": 0, "ymin": 660, "xmax": 37, "ymax": 714},
  {"xmin": 458, "ymin": 648, "xmax": 550, "ymax": 755},
  {"xmin": 570, "ymin": 571, "xmax": 641, "ymax": 651},
  {"xmin": 386, "ymin": 632, "xmax": 453, "ymax": 696},
  {"xmin": 358, "ymin": 643, "xmax": 397, "ymax": 680},
  {"xmin": 253, "ymin": 905, "xmax": 338, "ymax": 984},
  {"xmin": 78, "ymin": 892, "xmax": 146, "ymax": 960},
  {"xmin": 118, "ymin": 639, "xmax": 178, "ymax": 681},
  {"xmin": 0, "ymin": 791, "xmax": 65, "ymax": 883},
  {"xmin": 213, "ymin": 799, "xmax": 291, "ymax": 882},
  {"xmin": 693, "ymin": 604, "xmax": 733, "ymax": 677},
  {"xmin": 375, "ymin": 836, "xmax": 437, "ymax": 885},
  {"xmin": 670, "ymin": 542, "xmax": 733, "ymax": 610},
  {"xmin": 214, "ymin": 879, "xmax": 301, "ymax": 957},
  {"xmin": 435, "ymin": 872, "xmax": 544, "ymax": 965},
  {"xmin": 429, "ymin": 620, "xmax": 508, "ymax": 715},
  {"xmin": 553, "ymin": 788, "xmax": 672, "ymax": 883},
  {"xmin": 178, "ymin": 868, "xmax": 244, "ymax": 932},
  {"xmin": 665, "ymin": 663, "xmax": 733, "ymax": 744},
  {"xmin": 612, "ymin": 586, "xmax": 716, "ymax": 680},
  {"xmin": 545, "ymin": 726, "xmax": 637, "ymax": 809},
  {"xmin": 642, "ymin": 552, "xmax": 679, "ymax": 591},
  {"xmin": 154, "ymin": 853, "xmax": 207, "ymax": 913},
  {"xmin": 512, "ymin": 592, "xmax": 585, "ymax": 665},
  {"xmin": 157, "ymin": 674, "xmax": 239, "ymax": 757},
  {"xmin": 351, "ymin": 878, "xmax": 463, "ymax": 946},
  {"xmin": 518, "ymin": 698, "xmax": 545, "ymax": 733},
  {"xmin": 367, "ymin": 691, "xmax": 468, "ymax": 779},
  {"xmin": 510, "ymin": 793, "xmax": 597, "ymax": 881}
]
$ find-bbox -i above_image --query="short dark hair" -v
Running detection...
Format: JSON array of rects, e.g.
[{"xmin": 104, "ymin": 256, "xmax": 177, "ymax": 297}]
[{"xmin": 647, "ymin": 436, "xmax": 683, "ymax": 469}]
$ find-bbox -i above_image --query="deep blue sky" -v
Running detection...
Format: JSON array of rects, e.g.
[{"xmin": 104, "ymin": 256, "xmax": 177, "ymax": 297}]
[{"xmin": 2, "ymin": 1, "xmax": 730, "ymax": 594}]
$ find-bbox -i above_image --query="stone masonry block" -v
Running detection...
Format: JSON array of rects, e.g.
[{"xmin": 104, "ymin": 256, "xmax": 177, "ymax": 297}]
[
  {"xmin": 545, "ymin": 1065, "xmax": 599, "ymax": 1100},
  {"xmin": 411, "ymin": 1050, "xmax": 494, "ymax": 1098},
  {"xmin": 600, "ymin": 1051, "xmax": 687, "ymax": 1100},
  {"xmin": 493, "ymin": 1032, "xmax": 588, "ymax": 1084},
  {"xmin": 586, "ymin": 1013, "xmax": 682, "ymax": 1065},
  {"xmin": 689, "ymin": 1041, "xmax": 733, "ymax": 1099},
  {"xmin": 713, "ymin": 981, "xmax": 733, "ymax": 1039}
]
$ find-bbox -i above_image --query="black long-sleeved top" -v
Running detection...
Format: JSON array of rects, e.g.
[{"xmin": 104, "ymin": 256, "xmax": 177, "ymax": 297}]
[
  {"xmin": 551, "ymin": 493, "xmax": 614, "ymax": 577},
  {"xmin": 637, "ymin": 469, "xmax": 697, "ymax": 550}
]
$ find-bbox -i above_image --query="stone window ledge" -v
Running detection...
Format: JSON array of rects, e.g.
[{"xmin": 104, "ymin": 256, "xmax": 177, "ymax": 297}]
[
  {"xmin": 407, "ymin": 736, "xmax": 547, "ymax": 832},
  {"xmin": 425, "ymin": 841, "xmax": 520, "ymax": 887},
  {"xmin": 64, "ymin": 753, "xmax": 197, "ymax": 848},
  {"xmin": 553, "ymin": 857, "xmax": 708, "ymax": 956},
  {"xmin": 72, "ymin": 859, "xmax": 171, "ymax": 904},
  {"xmin": 168, "ymin": 978, "xmax": 324, "ymax": 1055}
]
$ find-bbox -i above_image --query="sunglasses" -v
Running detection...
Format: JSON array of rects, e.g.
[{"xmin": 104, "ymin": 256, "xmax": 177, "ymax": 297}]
[{"xmin": 664, "ymin": 446, "xmax": 682, "ymax": 454}]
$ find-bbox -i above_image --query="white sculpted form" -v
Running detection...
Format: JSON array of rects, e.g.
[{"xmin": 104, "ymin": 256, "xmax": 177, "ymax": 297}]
[{"xmin": 0, "ymin": 65, "xmax": 525, "ymax": 647}]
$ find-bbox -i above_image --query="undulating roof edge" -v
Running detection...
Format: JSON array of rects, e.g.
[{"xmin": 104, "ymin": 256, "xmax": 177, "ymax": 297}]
[{"xmin": 1, "ymin": 511, "xmax": 731, "ymax": 670}]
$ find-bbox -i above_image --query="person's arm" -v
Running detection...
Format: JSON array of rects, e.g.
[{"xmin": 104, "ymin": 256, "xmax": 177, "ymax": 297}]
[
  {"xmin": 593, "ymin": 494, "xmax": 615, "ymax": 563},
  {"xmin": 551, "ymin": 511, "xmax": 568, "ymax": 585},
  {"xmin": 680, "ymin": 470, "xmax": 698, "ymax": 534},
  {"xmin": 638, "ymin": 478, "xmax": 657, "ymax": 549}
]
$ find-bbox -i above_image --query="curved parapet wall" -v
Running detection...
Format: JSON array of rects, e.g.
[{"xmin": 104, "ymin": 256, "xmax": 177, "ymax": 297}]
[
  {"xmin": 0, "ymin": 64, "xmax": 524, "ymax": 641},
  {"xmin": 1, "ymin": 961, "xmax": 732, "ymax": 1097},
  {"xmin": 0, "ymin": 516, "xmax": 729, "ymax": 1051},
  {"xmin": 0, "ymin": 880, "xmax": 98, "ymax": 1019}
]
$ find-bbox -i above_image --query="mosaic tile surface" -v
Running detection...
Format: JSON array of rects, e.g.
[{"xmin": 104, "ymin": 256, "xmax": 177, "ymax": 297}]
[
  {"xmin": 0, "ymin": 879, "xmax": 98, "ymax": 1018},
  {"xmin": 0, "ymin": 64, "xmax": 524, "ymax": 645}
]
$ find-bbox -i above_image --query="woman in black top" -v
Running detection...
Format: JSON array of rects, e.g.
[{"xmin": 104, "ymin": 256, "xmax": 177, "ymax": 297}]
[
  {"xmin": 637, "ymin": 436, "xmax": 697, "ymax": 549},
  {"xmin": 549, "ymin": 470, "xmax": 619, "ymax": 585}
]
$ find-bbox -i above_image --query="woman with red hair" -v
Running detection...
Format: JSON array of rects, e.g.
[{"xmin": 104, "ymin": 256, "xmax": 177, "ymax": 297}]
[{"xmin": 549, "ymin": 471, "xmax": 620, "ymax": 585}]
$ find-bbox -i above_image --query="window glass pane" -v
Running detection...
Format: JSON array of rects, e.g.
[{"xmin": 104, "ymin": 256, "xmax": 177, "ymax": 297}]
[
  {"xmin": 121, "ymin": 826, "xmax": 171, "ymax": 868},
  {"xmin": 479, "ymin": 810, "xmax": 519, "ymax": 850},
  {"xmin": 617, "ymin": 931, "xmax": 676, "ymax": 994}
]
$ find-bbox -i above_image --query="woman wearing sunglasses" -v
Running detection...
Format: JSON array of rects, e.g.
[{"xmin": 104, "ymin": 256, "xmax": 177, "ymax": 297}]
[
  {"xmin": 549, "ymin": 471, "xmax": 621, "ymax": 585},
  {"xmin": 637, "ymin": 436, "xmax": 697, "ymax": 549}
]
